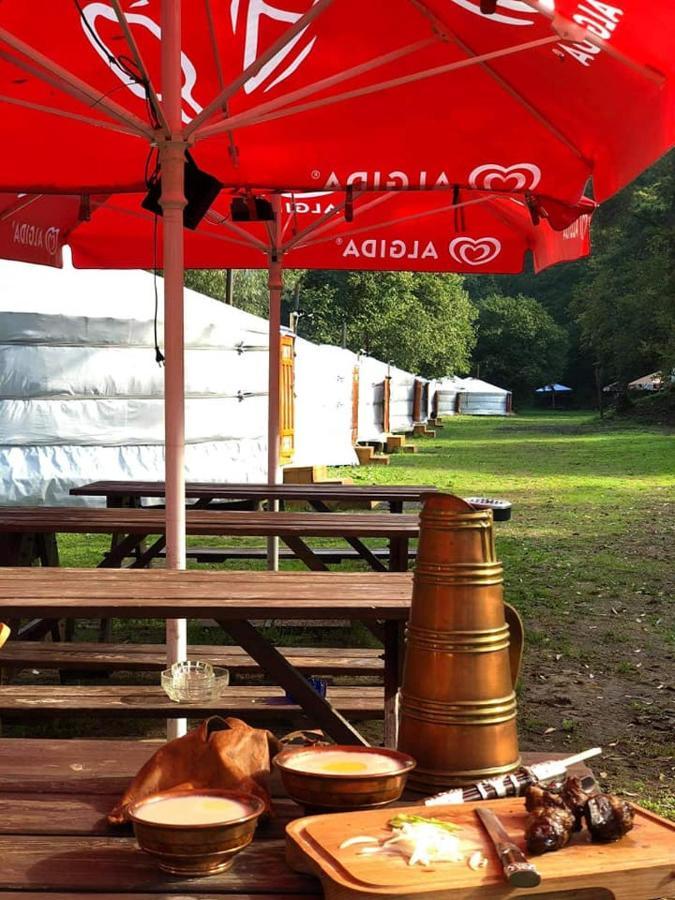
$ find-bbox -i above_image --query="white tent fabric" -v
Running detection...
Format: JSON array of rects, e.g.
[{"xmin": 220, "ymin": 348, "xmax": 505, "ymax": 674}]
[
  {"xmin": 356, "ymin": 355, "xmax": 389, "ymax": 443},
  {"xmin": 293, "ymin": 340, "xmax": 358, "ymax": 467},
  {"xmin": 0, "ymin": 260, "xmax": 352, "ymax": 505},
  {"xmin": 432, "ymin": 376, "xmax": 511, "ymax": 416},
  {"xmin": 433, "ymin": 376, "xmax": 463, "ymax": 417},
  {"xmin": 456, "ymin": 377, "xmax": 511, "ymax": 416},
  {"xmin": 0, "ymin": 260, "xmax": 429, "ymax": 505},
  {"xmin": 388, "ymin": 364, "xmax": 417, "ymax": 434}
]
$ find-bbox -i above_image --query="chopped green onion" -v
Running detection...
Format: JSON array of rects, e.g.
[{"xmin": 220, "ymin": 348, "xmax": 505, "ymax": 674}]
[{"xmin": 388, "ymin": 813, "xmax": 461, "ymax": 833}]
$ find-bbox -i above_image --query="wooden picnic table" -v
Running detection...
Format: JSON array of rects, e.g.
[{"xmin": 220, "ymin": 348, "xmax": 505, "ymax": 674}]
[
  {"xmin": 0, "ymin": 568, "xmax": 411, "ymax": 746},
  {"xmin": 0, "ymin": 737, "xmax": 592, "ymax": 899},
  {"xmin": 70, "ymin": 480, "xmax": 434, "ymax": 513},
  {"xmin": 70, "ymin": 480, "xmax": 513, "ymax": 520},
  {"xmin": 0, "ymin": 507, "xmax": 417, "ymax": 572}
]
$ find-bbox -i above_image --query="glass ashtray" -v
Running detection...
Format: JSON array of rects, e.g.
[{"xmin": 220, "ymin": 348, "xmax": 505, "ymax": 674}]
[{"xmin": 161, "ymin": 660, "xmax": 230, "ymax": 702}]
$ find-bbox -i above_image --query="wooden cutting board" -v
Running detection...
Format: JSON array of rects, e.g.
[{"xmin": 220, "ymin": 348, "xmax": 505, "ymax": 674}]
[{"xmin": 286, "ymin": 797, "xmax": 675, "ymax": 899}]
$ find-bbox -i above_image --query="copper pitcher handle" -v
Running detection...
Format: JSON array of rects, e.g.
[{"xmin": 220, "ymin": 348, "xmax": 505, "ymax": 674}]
[{"xmin": 504, "ymin": 603, "xmax": 524, "ymax": 687}]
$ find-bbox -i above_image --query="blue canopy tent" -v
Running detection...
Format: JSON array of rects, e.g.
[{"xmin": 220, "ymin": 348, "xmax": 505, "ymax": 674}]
[{"xmin": 535, "ymin": 384, "xmax": 573, "ymax": 409}]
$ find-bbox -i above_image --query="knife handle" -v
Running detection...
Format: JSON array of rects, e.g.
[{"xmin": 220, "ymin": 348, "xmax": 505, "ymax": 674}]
[{"xmin": 499, "ymin": 845, "xmax": 542, "ymax": 888}]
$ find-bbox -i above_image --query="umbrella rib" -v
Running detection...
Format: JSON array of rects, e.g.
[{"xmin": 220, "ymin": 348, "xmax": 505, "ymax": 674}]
[
  {"xmin": 109, "ymin": 0, "xmax": 170, "ymax": 135},
  {"xmin": 193, "ymin": 37, "xmax": 436, "ymax": 141},
  {"xmin": 86, "ymin": 198, "xmax": 264, "ymax": 254},
  {"xmin": 297, "ymin": 194, "xmax": 497, "ymax": 250},
  {"xmin": 0, "ymin": 28, "xmax": 154, "ymax": 138},
  {"xmin": 195, "ymin": 35, "xmax": 560, "ymax": 141},
  {"xmin": 184, "ymin": 0, "xmax": 335, "ymax": 138},
  {"xmin": 522, "ymin": 2, "xmax": 665, "ymax": 84},
  {"xmin": 206, "ymin": 215, "xmax": 271, "ymax": 253},
  {"xmin": 410, "ymin": 0, "xmax": 589, "ymax": 163},
  {"xmin": 281, "ymin": 195, "xmax": 351, "ymax": 253},
  {"xmin": 0, "ymin": 193, "xmax": 45, "ymax": 221},
  {"xmin": 203, "ymin": 0, "xmax": 226, "ymax": 90},
  {"xmin": 284, "ymin": 192, "xmax": 393, "ymax": 250},
  {"xmin": 0, "ymin": 93, "xmax": 143, "ymax": 138}
]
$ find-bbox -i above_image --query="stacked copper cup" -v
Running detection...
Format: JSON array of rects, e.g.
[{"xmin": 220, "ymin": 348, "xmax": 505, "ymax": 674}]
[{"xmin": 398, "ymin": 493, "xmax": 520, "ymax": 792}]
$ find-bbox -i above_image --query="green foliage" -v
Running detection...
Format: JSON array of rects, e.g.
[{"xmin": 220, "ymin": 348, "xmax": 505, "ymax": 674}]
[
  {"xmin": 295, "ymin": 270, "xmax": 477, "ymax": 378},
  {"xmin": 464, "ymin": 151, "xmax": 675, "ymax": 396},
  {"xmin": 184, "ymin": 268, "xmax": 303, "ymax": 318},
  {"xmin": 473, "ymin": 293, "xmax": 568, "ymax": 397},
  {"xmin": 571, "ymin": 153, "xmax": 675, "ymax": 384}
]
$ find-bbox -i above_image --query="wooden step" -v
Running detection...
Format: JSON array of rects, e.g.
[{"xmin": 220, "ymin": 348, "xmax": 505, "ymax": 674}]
[
  {"xmin": 283, "ymin": 465, "xmax": 329, "ymax": 484},
  {"xmin": 0, "ymin": 684, "xmax": 385, "ymax": 719},
  {"xmin": 412, "ymin": 424, "xmax": 436, "ymax": 438},
  {"xmin": 385, "ymin": 434, "xmax": 406, "ymax": 453},
  {"xmin": 1, "ymin": 642, "xmax": 383, "ymax": 676},
  {"xmin": 355, "ymin": 446, "xmax": 390, "ymax": 466}
]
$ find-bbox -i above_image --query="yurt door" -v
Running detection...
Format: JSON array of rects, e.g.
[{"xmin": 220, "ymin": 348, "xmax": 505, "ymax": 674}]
[
  {"xmin": 279, "ymin": 334, "xmax": 295, "ymax": 465},
  {"xmin": 351, "ymin": 365, "xmax": 359, "ymax": 445},
  {"xmin": 413, "ymin": 378, "xmax": 424, "ymax": 423},
  {"xmin": 382, "ymin": 376, "xmax": 392, "ymax": 433}
]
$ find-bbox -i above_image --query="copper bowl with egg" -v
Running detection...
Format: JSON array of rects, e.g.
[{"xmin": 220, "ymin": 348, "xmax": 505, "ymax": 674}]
[
  {"xmin": 273, "ymin": 745, "xmax": 416, "ymax": 811},
  {"xmin": 128, "ymin": 788, "xmax": 265, "ymax": 876}
]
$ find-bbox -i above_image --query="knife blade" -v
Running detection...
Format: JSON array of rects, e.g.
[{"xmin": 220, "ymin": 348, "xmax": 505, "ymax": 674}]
[{"xmin": 476, "ymin": 807, "xmax": 541, "ymax": 888}]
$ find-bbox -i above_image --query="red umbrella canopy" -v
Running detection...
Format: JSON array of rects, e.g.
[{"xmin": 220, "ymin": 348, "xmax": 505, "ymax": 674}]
[
  {"xmin": 0, "ymin": 189, "xmax": 593, "ymax": 273},
  {"xmin": 0, "ymin": 1, "xmax": 672, "ymax": 204}
]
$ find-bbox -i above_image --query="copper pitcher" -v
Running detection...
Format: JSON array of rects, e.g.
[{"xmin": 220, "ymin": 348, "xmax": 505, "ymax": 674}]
[{"xmin": 398, "ymin": 493, "xmax": 521, "ymax": 791}]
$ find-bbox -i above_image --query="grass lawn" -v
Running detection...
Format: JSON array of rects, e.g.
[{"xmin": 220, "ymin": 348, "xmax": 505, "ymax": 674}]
[{"xmin": 40, "ymin": 410, "xmax": 675, "ymax": 816}]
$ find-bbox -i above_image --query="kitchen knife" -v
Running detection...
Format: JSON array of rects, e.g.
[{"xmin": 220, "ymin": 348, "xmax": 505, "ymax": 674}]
[{"xmin": 476, "ymin": 807, "xmax": 542, "ymax": 888}]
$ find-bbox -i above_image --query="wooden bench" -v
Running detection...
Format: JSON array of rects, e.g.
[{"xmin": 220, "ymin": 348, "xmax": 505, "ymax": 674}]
[
  {"xmin": 1, "ymin": 641, "xmax": 383, "ymax": 676},
  {"xmin": 0, "ymin": 507, "xmax": 416, "ymax": 571},
  {"xmin": 0, "ymin": 684, "xmax": 384, "ymax": 720}
]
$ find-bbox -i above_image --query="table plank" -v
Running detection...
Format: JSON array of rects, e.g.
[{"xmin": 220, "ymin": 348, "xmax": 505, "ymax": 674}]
[
  {"xmin": 0, "ymin": 895, "xmax": 318, "ymax": 899},
  {"xmin": 0, "ymin": 642, "xmax": 384, "ymax": 675},
  {"xmin": 71, "ymin": 480, "xmax": 431, "ymax": 503},
  {"xmin": 0, "ymin": 569, "xmax": 412, "ymax": 620},
  {"xmin": 0, "ymin": 684, "xmax": 384, "ymax": 718},
  {"xmin": 0, "ymin": 836, "xmax": 316, "ymax": 894},
  {"xmin": 0, "ymin": 794, "xmax": 302, "ymax": 837},
  {"xmin": 0, "ymin": 738, "xmax": 159, "ymax": 794},
  {"xmin": 0, "ymin": 507, "xmax": 418, "ymax": 537}
]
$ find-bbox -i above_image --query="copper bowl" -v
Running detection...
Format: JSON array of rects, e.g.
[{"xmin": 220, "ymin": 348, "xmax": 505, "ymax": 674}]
[
  {"xmin": 128, "ymin": 788, "xmax": 265, "ymax": 876},
  {"xmin": 273, "ymin": 745, "xmax": 416, "ymax": 812}
]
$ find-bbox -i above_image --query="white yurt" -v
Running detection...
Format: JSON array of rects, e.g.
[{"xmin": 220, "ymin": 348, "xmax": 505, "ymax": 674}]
[
  {"xmin": 356, "ymin": 354, "xmax": 389, "ymax": 444},
  {"xmin": 0, "ymin": 259, "xmax": 358, "ymax": 505},
  {"xmin": 293, "ymin": 340, "xmax": 358, "ymax": 467},
  {"xmin": 456, "ymin": 377, "xmax": 512, "ymax": 416},
  {"xmin": 433, "ymin": 376, "xmax": 463, "ymax": 417},
  {"xmin": 0, "ymin": 258, "xmax": 272, "ymax": 505},
  {"xmin": 388, "ymin": 363, "xmax": 417, "ymax": 434}
]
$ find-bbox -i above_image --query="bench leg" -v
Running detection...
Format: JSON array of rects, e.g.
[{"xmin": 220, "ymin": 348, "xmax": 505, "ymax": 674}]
[
  {"xmin": 280, "ymin": 536, "xmax": 330, "ymax": 571},
  {"xmin": 383, "ymin": 620, "xmax": 405, "ymax": 748},
  {"xmin": 218, "ymin": 618, "xmax": 369, "ymax": 747}
]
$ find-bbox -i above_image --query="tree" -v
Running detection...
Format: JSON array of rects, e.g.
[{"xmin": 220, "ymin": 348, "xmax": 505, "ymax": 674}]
[
  {"xmin": 474, "ymin": 294, "xmax": 568, "ymax": 398},
  {"xmin": 295, "ymin": 271, "xmax": 477, "ymax": 378},
  {"xmin": 464, "ymin": 151, "xmax": 675, "ymax": 397},
  {"xmin": 571, "ymin": 153, "xmax": 675, "ymax": 384},
  {"xmin": 184, "ymin": 268, "xmax": 302, "ymax": 318}
]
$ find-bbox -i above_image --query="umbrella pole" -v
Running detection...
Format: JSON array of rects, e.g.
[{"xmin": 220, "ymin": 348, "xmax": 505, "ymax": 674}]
[
  {"xmin": 160, "ymin": 0, "xmax": 187, "ymax": 740},
  {"xmin": 267, "ymin": 196, "xmax": 283, "ymax": 570}
]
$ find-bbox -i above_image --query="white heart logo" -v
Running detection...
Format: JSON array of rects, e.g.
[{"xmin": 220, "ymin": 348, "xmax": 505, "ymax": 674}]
[
  {"xmin": 449, "ymin": 0, "xmax": 544, "ymax": 26},
  {"xmin": 449, "ymin": 237, "xmax": 501, "ymax": 267},
  {"xmin": 232, "ymin": 0, "xmax": 319, "ymax": 95},
  {"xmin": 469, "ymin": 163, "xmax": 541, "ymax": 192}
]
